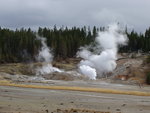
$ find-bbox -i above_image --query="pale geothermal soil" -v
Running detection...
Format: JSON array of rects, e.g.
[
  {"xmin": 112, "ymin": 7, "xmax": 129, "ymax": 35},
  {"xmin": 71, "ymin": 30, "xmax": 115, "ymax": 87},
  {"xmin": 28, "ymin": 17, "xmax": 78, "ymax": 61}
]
[
  {"xmin": 0, "ymin": 85, "xmax": 150, "ymax": 113},
  {"xmin": 0, "ymin": 55, "xmax": 150, "ymax": 113}
]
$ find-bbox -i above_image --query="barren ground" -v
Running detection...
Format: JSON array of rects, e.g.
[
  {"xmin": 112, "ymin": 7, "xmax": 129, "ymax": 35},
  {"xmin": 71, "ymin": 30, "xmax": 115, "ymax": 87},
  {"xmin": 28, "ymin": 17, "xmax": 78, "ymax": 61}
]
[
  {"xmin": 0, "ymin": 55, "xmax": 150, "ymax": 113},
  {"xmin": 0, "ymin": 82, "xmax": 150, "ymax": 113}
]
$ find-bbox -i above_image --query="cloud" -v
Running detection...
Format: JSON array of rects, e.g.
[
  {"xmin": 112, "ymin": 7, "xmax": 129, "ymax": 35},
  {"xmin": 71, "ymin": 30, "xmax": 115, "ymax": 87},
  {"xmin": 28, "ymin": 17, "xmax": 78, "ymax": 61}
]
[
  {"xmin": 92, "ymin": 9, "xmax": 125, "ymax": 25},
  {"xmin": 0, "ymin": 0, "xmax": 149, "ymax": 32}
]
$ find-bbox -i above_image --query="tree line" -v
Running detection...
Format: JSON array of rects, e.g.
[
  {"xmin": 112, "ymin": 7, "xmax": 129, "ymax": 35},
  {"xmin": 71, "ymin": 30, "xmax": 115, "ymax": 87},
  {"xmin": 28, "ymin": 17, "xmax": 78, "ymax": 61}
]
[{"xmin": 0, "ymin": 26, "xmax": 150, "ymax": 63}]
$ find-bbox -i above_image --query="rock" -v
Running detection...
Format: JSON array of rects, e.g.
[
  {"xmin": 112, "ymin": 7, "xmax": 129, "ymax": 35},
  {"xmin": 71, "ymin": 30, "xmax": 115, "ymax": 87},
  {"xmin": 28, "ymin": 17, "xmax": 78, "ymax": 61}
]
[
  {"xmin": 122, "ymin": 104, "xmax": 126, "ymax": 107},
  {"xmin": 46, "ymin": 109, "xmax": 49, "ymax": 113}
]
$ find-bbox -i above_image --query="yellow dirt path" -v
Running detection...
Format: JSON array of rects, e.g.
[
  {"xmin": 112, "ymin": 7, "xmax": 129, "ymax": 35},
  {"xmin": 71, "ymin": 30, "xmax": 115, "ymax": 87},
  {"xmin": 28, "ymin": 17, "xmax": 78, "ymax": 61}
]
[{"xmin": 0, "ymin": 80, "xmax": 150, "ymax": 96}]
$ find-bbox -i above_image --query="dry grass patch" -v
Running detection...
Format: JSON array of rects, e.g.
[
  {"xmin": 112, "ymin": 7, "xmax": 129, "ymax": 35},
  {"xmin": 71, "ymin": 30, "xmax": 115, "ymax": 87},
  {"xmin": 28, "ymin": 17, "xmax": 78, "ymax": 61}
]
[{"xmin": 0, "ymin": 82, "xmax": 150, "ymax": 96}]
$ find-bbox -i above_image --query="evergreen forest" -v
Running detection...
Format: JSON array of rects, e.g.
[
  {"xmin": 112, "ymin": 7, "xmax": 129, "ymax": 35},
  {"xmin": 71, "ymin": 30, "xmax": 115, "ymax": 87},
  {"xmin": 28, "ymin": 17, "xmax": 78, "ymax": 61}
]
[{"xmin": 0, "ymin": 26, "xmax": 150, "ymax": 63}]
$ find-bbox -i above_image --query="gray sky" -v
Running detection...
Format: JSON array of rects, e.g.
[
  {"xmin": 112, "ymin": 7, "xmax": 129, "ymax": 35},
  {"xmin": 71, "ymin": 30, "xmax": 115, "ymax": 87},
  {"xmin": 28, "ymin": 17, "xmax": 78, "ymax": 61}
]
[{"xmin": 0, "ymin": 0, "xmax": 149, "ymax": 32}]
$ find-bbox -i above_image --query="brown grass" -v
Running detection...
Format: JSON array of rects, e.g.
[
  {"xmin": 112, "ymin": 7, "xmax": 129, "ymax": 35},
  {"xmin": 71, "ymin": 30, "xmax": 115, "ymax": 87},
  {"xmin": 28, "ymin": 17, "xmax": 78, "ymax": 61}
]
[{"xmin": 0, "ymin": 81, "xmax": 150, "ymax": 96}]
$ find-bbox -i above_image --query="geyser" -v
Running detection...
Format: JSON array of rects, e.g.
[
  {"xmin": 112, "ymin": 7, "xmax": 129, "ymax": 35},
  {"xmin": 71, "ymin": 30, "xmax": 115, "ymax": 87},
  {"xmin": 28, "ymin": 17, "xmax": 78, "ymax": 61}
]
[
  {"xmin": 36, "ymin": 36, "xmax": 62, "ymax": 75},
  {"xmin": 36, "ymin": 36, "xmax": 53, "ymax": 63},
  {"xmin": 77, "ymin": 24, "xmax": 128, "ymax": 79}
]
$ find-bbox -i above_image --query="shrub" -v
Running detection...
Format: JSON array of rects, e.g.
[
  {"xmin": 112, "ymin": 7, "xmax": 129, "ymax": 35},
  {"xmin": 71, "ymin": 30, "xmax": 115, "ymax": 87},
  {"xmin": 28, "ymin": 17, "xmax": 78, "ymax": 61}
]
[
  {"xmin": 146, "ymin": 72, "xmax": 150, "ymax": 85},
  {"xmin": 146, "ymin": 55, "xmax": 150, "ymax": 64}
]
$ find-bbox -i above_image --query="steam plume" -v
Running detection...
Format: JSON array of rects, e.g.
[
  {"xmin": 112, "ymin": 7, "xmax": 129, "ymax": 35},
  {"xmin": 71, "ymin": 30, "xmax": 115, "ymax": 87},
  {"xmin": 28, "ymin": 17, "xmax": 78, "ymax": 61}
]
[
  {"xmin": 36, "ymin": 36, "xmax": 53, "ymax": 63},
  {"xmin": 77, "ymin": 24, "xmax": 128, "ymax": 79},
  {"xmin": 36, "ymin": 36, "xmax": 62, "ymax": 75}
]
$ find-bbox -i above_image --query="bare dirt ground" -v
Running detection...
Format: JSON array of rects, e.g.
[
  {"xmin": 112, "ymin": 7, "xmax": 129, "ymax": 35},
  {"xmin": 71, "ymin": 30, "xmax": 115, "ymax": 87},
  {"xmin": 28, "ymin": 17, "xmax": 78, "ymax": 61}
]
[
  {"xmin": 0, "ymin": 54, "xmax": 150, "ymax": 113},
  {"xmin": 0, "ymin": 84, "xmax": 150, "ymax": 113}
]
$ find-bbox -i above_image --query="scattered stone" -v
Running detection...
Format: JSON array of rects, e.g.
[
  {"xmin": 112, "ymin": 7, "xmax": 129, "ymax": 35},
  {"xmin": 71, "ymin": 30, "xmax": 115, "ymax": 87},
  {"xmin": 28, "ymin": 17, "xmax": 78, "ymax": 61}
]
[
  {"xmin": 43, "ymin": 105, "xmax": 46, "ymax": 107},
  {"xmin": 60, "ymin": 103, "xmax": 64, "ymax": 105},
  {"xmin": 4, "ymin": 90, "xmax": 9, "ymax": 92},
  {"xmin": 46, "ymin": 109, "xmax": 49, "ymax": 113},
  {"xmin": 122, "ymin": 104, "xmax": 126, "ymax": 107},
  {"xmin": 54, "ymin": 108, "xmax": 110, "ymax": 113},
  {"xmin": 116, "ymin": 109, "xmax": 121, "ymax": 111}
]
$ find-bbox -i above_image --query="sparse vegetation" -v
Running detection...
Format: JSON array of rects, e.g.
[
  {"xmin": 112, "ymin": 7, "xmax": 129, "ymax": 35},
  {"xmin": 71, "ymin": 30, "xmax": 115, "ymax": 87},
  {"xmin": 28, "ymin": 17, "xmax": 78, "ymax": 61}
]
[
  {"xmin": 0, "ymin": 63, "xmax": 34, "ymax": 75},
  {"xmin": 146, "ymin": 72, "xmax": 150, "ymax": 85},
  {"xmin": 146, "ymin": 55, "xmax": 150, "ymax": 64}
]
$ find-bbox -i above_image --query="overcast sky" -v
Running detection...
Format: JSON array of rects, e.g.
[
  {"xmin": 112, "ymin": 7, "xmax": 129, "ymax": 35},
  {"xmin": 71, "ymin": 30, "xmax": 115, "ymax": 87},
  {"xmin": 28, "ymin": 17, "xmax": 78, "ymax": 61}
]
[{"xmin": 0, "ymin": 0, "xmax": 149, "ymax": 32}]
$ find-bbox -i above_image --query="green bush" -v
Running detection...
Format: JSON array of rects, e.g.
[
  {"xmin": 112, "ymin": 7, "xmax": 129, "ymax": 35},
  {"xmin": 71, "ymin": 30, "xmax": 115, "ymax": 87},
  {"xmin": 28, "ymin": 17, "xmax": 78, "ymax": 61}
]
[{"xmin": 146, "ymin": 72, "xmax": 150, "ymax": 85}]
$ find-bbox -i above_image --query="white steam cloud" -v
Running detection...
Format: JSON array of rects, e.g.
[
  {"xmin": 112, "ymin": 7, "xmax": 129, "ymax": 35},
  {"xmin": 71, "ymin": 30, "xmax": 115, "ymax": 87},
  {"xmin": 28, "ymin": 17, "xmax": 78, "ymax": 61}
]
[
  {"xmin": 36, "ymin": 36, "xmax": 53, "ymax": 63},
  {"xmin": 36, "ymin": 36, "xmax": 62, "ymax": 75},
  {"xmin": 77, "ymin": 24, "xmax": 128, "ymax": 80},
  {"xmin": 79, "ymin": 65, "xmax": 97, "ymax": 80}
]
